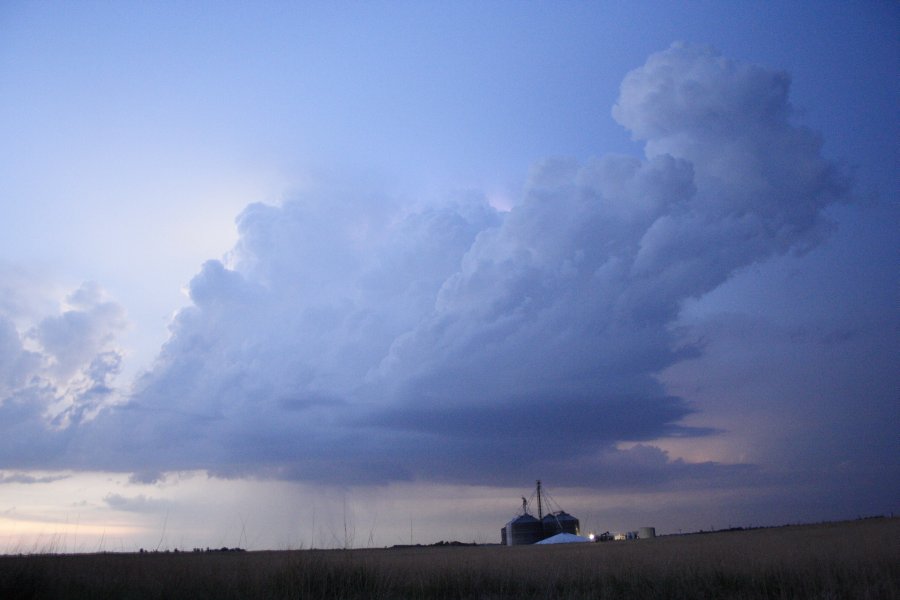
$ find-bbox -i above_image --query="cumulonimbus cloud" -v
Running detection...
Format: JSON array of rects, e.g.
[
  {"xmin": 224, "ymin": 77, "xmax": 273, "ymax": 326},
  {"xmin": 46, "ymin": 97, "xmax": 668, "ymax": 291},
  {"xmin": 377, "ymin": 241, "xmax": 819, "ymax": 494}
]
[{"xmin": 3, "ymin": 43, "xmax": 850, "ymax": 488}]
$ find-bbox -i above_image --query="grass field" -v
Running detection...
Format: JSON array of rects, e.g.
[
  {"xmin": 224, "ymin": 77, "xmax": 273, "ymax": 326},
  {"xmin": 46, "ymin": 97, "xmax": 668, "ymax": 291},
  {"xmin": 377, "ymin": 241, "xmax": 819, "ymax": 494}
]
[{"xmin": 1, "ymin": 517, "xmax": 897, "ymax": 599}]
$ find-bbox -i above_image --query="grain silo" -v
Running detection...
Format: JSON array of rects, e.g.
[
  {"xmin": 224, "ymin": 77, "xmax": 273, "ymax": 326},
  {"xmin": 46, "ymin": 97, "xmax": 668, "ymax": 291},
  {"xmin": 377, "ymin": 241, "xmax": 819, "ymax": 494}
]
[
  {"xmin": 541, "ymin": 511, "xmax": 580, "ymax": 537},
  {"xmin": 504, "ymin": 513, "xmax": 543, "ymax": 545},
  {"xmin": 501, "ymin": 480, "xmax": 581, "ymax": 545}
]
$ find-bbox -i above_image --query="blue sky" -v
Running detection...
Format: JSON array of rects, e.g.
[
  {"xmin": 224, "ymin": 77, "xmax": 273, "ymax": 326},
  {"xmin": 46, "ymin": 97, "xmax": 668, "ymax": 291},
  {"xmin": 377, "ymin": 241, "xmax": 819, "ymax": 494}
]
[{"xmin": 0, "ymin": 2, "xmax": 897, "ymax": 550}]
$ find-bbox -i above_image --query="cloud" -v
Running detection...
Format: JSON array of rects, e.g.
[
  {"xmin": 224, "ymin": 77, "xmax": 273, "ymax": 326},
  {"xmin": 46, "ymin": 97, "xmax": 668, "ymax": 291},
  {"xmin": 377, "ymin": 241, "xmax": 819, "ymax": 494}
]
[
  {"xmin": 103, "ymin": 493, "xmax": 172, "ymax": 513},
  {"xmin": 5, "ymin": 44, "xmax": 852, "ymax": 490},
  {"xmin": 0, "ymin": 315, "xmax": 42, "ymax": 401},
  {"xmin": 27, "ymin": 282, "xmax": 125, "ymax": 383},
  {"xmin": 0, "ymin": 282, "xmax": 126, "ymax": 468},
  {"xmin": 0, "ymin": 472, "xmax": 69, "ymax": 485}
]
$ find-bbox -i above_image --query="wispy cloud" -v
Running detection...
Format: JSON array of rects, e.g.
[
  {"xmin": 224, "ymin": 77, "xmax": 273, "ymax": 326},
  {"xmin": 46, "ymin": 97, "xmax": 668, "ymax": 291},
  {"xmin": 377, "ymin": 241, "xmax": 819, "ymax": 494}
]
[
  {"xmin": 103, "ymin": 493, "xmax": 172, "ymax": 514},
  {"xmin": 0, "ymin": 472, "xmax": 69, "ymax": 485}
]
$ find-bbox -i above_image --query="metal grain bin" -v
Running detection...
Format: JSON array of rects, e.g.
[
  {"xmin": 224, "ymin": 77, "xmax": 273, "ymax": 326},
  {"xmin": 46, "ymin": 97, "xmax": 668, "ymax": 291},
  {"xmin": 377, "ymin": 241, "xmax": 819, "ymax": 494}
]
[
  {"xmin": 504, "ymin": 514, "xmax": 543, "ymax": 545},
  {"xmin": 541, "ymin": 511, "xmax": 580, "ymax": 537}
]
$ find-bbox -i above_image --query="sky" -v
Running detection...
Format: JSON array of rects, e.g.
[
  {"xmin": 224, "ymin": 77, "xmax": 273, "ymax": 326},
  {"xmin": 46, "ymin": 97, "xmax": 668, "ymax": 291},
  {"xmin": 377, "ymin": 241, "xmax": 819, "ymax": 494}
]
[{"xmin": 0, "ymin": 1, "xmax": 897, "ymax": 551}]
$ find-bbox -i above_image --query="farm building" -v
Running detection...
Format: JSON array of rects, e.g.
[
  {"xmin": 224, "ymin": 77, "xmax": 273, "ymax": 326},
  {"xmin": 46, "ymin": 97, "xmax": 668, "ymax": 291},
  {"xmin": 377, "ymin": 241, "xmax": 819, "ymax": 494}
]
[{"xmin": 501, "ymin": 481, "xmax": 582, "ymax": 545}]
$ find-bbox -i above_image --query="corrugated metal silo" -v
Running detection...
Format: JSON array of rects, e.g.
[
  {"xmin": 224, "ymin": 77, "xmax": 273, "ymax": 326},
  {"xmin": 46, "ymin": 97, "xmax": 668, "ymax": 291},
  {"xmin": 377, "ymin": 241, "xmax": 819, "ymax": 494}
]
[
  {"xmin": 541, "ymin": 511, "xmax": 580, "ymax": 537},
  {"xmin": 504, "ymin": 514, "xmax": 543, "ymax": 545}
]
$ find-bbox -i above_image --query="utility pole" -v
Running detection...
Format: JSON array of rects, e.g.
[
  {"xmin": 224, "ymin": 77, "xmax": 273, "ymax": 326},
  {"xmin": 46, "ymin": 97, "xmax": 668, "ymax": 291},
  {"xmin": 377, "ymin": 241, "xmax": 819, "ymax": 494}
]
[{"xmin": 536, "ymin": 480, "xmax": 543, "ymax": 520}]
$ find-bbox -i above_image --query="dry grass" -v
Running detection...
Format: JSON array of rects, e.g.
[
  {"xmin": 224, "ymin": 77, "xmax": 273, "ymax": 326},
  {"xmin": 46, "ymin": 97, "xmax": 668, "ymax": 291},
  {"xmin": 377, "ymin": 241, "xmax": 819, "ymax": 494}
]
[{"xmin": 1, "ymin": 517, "xmax": 897, "ymax": 599}]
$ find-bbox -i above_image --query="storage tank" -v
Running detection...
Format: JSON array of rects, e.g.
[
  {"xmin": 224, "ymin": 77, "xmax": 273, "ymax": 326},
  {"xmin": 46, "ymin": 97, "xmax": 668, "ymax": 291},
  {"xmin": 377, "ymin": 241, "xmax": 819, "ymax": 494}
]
[
  {"xmin": 504, "ymin": 514, "xmax": 543, "ymax": 545},
  {"xmin": 638, "ymin": 527, "xmax": 656, "ymax": 539},
  {"xmin": 541, "ymin": 511, "xmax": 580, "ymax": 537}
]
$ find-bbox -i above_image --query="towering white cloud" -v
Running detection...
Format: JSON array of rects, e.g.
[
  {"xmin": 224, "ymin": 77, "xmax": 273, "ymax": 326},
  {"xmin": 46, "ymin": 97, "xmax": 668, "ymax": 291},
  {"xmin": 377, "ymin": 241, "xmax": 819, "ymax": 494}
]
[{"xmin": 6, "ymin": 44, "xmax": 852, "ymax": 488}]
